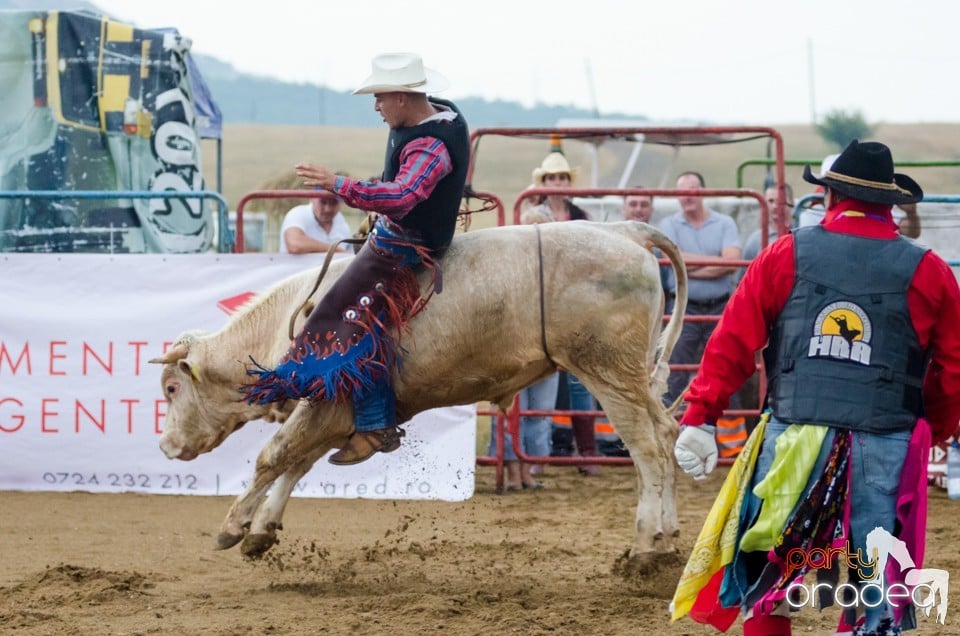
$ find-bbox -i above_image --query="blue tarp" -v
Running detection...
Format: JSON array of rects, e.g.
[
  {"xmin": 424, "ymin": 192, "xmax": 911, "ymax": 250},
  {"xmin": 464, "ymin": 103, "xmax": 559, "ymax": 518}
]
[
  {"xmin": 187, "ymin": 52, "xmax": 223, "ymax": 140},
  {"xmin": 160, "ymin": 27, "xmax": 223, "ymax": 140}
]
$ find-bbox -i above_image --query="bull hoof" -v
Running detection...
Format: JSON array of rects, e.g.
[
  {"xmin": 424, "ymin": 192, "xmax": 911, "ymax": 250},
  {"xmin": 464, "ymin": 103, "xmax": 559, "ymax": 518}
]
[
  {"xmin": 215, "ymin": 531, "xmax": 245, "ymax": 551},
  {"xmin": 240, "ymin": 532, "xmax": 278, "ymax": 558},
  {"xmin": 613, "ymin": 548, "xmax": 682, "ymax": 579}
]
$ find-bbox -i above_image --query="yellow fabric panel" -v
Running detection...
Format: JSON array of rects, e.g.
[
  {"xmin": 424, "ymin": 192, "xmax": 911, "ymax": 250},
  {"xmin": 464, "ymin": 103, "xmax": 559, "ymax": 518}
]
[
  {"xmin": 101, "ymin": 74, "xmax": 131, "ymax": 117},
  {"xmin": 141, "ymin": 40, "xmax": 151, "ymax": 78},
  {"xmin": 44, "ymin": 12, "xmax": 64, "ymax": 125},
  {"xmin": 106, "ymin": 20, "xmax": 134, "ymax": 42}
]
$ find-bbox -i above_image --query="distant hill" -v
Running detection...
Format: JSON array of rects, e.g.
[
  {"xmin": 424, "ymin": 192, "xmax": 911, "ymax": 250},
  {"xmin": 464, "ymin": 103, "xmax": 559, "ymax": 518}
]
[{"xmin": 189, "ymin": 53, "xmax": 648, "ymax": 128}]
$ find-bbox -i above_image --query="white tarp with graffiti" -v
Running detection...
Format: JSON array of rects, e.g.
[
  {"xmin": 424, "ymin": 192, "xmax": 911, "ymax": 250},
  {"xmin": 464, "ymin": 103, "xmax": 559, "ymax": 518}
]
[{"xmin": 0, "ymin": 10, "xmax": 217, "ymax": 254}]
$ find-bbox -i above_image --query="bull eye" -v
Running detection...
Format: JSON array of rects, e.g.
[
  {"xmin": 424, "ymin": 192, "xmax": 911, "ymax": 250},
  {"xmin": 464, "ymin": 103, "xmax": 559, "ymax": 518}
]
[
  {"xmin": 359, "ymin": 295, "xmax": 372, "ymax": 307},
  {"xmin": 344, "ymin": 308, "xmax": 358, "ymax": 320}
]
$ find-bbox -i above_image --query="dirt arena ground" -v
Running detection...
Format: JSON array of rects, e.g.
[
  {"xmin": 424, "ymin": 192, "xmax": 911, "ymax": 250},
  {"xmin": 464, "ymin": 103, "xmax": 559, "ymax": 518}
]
[{"xmin": 2, "ymin": 464, "xmax": 959, "ymax": 636}]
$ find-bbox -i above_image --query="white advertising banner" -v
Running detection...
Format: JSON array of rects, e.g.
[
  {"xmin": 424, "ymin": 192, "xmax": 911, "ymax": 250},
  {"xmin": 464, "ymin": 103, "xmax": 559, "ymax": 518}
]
[{"xmin": 0, "ymin": 254, "xmax": 476, "ymax": 500}]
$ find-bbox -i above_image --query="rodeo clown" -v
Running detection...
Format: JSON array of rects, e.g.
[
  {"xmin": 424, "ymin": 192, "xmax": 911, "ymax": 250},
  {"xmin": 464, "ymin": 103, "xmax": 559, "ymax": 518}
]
[
  {"xmin": 244, "ymin": 52, "xmax": 469, "ymax": 465},
  {"xmin": 670, "ymin": 140, "xmax": 960, "ymax": 636}
]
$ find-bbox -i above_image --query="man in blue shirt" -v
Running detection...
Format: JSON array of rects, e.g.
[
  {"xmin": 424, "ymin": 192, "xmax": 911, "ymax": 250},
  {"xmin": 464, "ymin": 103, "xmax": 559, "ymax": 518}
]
[{"xmin": 659, "ymin": 171, "xmax": 741, "ymax": 408}]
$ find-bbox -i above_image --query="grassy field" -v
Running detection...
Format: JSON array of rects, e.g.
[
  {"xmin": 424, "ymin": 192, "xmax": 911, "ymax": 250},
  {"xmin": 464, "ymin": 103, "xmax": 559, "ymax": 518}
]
[{"xmin": 204, "ymin": 122, "xmax": 960, "ymax": 249}]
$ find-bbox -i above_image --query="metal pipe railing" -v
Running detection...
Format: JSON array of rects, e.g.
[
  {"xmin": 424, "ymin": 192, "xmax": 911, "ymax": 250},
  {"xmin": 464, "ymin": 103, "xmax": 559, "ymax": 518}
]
[
  {"xmin": 738, "ymin": 158, "xmax": 960, "ymax": 189},
  {"xmin": 794, "ymin": 192, "xmax": 960, "ymax": 266},
  {"xmin": 0, "ymin": 189, "xmax": 233, "ymax": 253},
  {"xmin": 234, "ymin": 189, "xmax": 507, "ymax": 252}
]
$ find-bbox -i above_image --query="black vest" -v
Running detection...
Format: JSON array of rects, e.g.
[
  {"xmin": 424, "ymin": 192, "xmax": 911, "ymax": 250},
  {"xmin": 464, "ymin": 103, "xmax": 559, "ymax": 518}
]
[
  {"xmin": 764, "ymin": 226, "xmax": 929, "ymax": 433},
  {"xmin": 382, "ymin": 97, "xmax": 469, "ymax": 252}
]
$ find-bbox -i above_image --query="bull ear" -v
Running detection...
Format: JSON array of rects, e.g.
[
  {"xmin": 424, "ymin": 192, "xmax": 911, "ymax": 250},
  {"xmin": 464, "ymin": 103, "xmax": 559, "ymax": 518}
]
[
  {"xmin": 178, "ymin": 359, "xmax": 201, "ymax": 383},
  {"xmin": 148, "ymin": 342, "xmax": 190, "ymax": 365}
]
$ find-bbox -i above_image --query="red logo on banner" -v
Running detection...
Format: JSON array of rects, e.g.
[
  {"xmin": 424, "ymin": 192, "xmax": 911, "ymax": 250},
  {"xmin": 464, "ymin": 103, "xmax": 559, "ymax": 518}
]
[{"xmin": 217, "ymin": 292, "xmax": 256, "ymax": 315}]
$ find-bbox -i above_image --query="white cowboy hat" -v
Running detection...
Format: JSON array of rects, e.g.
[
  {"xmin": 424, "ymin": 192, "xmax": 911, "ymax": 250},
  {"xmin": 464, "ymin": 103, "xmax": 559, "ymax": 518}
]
[
  {"xmin": 818, "ymin": 153, "xmax": 841, "ymax": 178},
  {"xmin": 532, "ymin": 151, "xmax": 579, "ymax": 185},
  {"xmin": 353, "ymin": 52, "xmax": 450, "ymax": 95}
]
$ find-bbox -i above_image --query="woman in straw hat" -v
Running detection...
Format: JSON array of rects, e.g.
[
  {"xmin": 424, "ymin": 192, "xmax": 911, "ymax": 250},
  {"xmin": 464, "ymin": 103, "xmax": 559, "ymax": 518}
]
[
  {"xmin": 244, "ymin": 53, "xmax": 469, "ymax": 466},
  {"xmin": 526, "ymin": 150, "xmax": 590, "ymax": 222}
]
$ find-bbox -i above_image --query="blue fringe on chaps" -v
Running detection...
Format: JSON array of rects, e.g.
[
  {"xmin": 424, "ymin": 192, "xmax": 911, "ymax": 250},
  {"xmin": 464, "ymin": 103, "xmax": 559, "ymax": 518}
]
[{"xmin": 243, "ymin": 219, "xmax": 436, "ymax": 431}]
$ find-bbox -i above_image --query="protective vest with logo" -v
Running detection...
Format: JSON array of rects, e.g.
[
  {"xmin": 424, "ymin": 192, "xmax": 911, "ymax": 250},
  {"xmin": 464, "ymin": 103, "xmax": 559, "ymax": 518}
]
[
  {"xmin": 764, "ymin": 225, "xmax": 928, "ymax": 433},
  {"xmin": 382, "ymin": 97, "xmax": 469, "ymax": 252}
]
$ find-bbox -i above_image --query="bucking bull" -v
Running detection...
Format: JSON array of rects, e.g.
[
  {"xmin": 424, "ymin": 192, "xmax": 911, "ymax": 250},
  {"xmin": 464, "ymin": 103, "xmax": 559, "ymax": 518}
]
[{"xmin": 150, "ymin": 220, "xmax": 688, "ymax": 567}]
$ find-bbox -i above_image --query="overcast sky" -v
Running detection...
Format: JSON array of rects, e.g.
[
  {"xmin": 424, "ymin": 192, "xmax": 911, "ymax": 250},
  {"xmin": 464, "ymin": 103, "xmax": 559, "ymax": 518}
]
[{"xmin": 93, "ymin": 0, "xmax": 956, "ymax": 125}]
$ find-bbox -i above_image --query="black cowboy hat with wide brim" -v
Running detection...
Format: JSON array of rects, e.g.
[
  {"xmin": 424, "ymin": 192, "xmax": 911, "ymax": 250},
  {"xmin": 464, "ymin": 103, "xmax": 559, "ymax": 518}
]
[{"xmin": 803, "ymin": 139, "xmax": 923, "ymax": 205}]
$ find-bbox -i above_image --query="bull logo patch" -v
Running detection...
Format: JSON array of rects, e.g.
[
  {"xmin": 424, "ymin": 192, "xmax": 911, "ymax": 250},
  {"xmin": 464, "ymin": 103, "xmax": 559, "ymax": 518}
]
[{"xmin": 808, "ymin": 301, "xmax": 872, "ymax": 365}]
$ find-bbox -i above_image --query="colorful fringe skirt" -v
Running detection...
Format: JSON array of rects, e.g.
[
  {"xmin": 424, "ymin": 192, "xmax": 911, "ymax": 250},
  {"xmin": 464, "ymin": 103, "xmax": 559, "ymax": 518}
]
[{"xmin": 672, "ymin": 415, "xmax": 929, "ymax": 634}]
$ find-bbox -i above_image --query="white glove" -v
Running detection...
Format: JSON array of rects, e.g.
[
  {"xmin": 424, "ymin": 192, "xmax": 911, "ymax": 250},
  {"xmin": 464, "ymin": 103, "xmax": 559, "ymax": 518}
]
[{"xmin": 674, "ymin": 424, "xmax": 718, "ymax": 480}]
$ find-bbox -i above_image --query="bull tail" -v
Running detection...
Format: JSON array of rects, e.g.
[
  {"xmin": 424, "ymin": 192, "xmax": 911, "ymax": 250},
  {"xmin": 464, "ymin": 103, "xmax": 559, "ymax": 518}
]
[{"xmin": 622, "ymin": 222, "xmax": 688, "ymax": 400}]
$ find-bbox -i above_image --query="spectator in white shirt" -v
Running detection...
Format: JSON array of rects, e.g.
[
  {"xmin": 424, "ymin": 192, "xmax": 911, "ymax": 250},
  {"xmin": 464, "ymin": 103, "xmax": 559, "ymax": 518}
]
[{"xmin": 280, "ymin": 190, "xmax": 353, "ymax": 256}]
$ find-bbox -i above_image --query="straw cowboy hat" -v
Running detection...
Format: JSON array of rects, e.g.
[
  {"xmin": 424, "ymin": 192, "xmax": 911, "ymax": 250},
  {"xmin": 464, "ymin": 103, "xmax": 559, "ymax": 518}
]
[
  {"xmin": 353, "ymin": 52, "xmax": 450, "ymax": 95},
  {"xmin": 803, "ymin": 140, "xmax": 922, "ymax": 205},
  {"xmin": 532, "ymin": 151, "xmax": 579, "ymax": 185}
]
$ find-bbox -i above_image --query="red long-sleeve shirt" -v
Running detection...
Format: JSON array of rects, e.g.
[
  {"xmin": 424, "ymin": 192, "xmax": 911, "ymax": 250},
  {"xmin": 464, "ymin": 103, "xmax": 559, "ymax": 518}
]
[
  {"xmin": 680, "ymin": 211, "xmax": 960, "ymax": 444},
  {"xmin": 332, "ymin": 137, "xmax": 452, "ymax": 219}
]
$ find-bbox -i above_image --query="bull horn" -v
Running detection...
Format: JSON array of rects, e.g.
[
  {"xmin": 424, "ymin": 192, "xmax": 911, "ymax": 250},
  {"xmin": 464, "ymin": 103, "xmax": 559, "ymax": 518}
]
[{"xmin": 148, "ymin": 342, "xmax": 190, "ymax": 365}]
